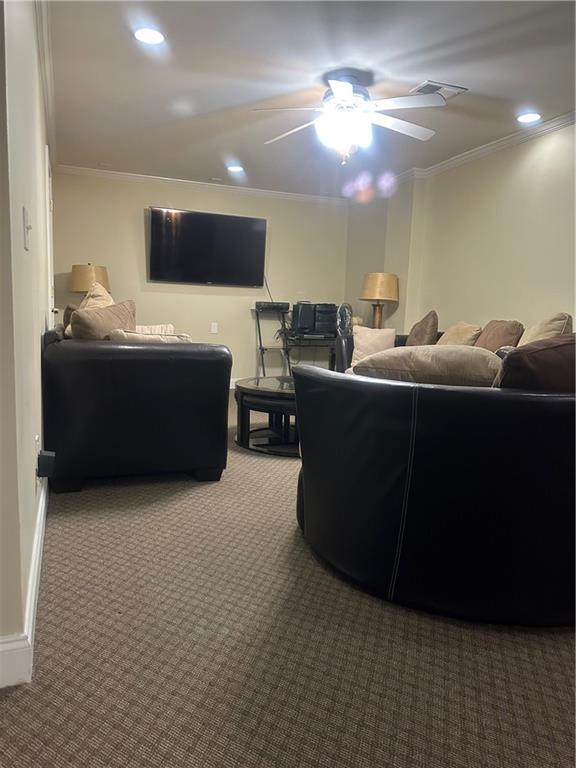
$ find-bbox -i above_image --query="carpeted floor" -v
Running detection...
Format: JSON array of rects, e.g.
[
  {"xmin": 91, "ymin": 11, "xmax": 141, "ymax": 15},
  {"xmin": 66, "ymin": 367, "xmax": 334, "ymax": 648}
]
[{"xmin": 0, "ymin": 426, "xmax": 574, "ymax": 768}]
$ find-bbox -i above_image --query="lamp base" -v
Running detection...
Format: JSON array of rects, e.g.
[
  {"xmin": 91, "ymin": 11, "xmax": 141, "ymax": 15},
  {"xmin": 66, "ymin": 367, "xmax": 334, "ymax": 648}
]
[{"xmin": 371, "ymin": 302, "xmax": 383, "ymax": 329}]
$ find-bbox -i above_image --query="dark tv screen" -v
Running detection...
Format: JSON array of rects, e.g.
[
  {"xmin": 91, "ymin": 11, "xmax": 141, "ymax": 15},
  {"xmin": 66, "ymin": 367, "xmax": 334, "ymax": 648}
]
[{"xmin": 148, "ymin": 207, "xmax": 267, "ymax": 287}]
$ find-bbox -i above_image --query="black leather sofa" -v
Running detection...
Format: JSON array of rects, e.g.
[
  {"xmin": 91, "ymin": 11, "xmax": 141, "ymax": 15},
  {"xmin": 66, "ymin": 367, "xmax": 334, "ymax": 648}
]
[
  {"xmin": 294, "ymin": 364, "xmax": 574, "ymax": 626},
  {"xmin": 42, "ymin": 329, "xmax": 232, "ymax": 491}
]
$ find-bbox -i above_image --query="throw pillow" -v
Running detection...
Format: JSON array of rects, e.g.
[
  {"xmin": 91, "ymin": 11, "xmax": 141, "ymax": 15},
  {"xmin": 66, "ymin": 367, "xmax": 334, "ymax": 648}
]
[
  {"xmin": 107, "ymin": 329, "xmax": 193, "ymax": 344},
  {"xmin": 351, "ymin": 326, "xmax": 396, "ymax": 366},
  {"xmin": 135, "ymin": 324, "xmax": 175, "ymax": 335},
  {"xmin": 437, "ymin": 321, "xmax": 482, "ymax": 346},
  {"xmin": 353, "ymin": 344, "xmax": 501, "ymax": 387},
  {"xmin": 474, "ymin": 319, "xmax": 524, "ymax": 352},
  {"xmin": 64, "ymin": 281, "xmax": 114, "ymax": 337},
  {"xmin": 405, "ymin": 310, "xmax": 439, "ymax": 346},
  {"xmin": 518, "ymin": 312, "xmax": 573, "ymax": 346},
  {"xmin": 493, "ymin": 334, "xmax": 575, "ymax": 393},
  {"xmin": 62, "ymin": 303, "xmax": 78, "ymax": 328},
  {"xmin": 70, "ymin": 300, "xmax": 136, "ymax": 340}
]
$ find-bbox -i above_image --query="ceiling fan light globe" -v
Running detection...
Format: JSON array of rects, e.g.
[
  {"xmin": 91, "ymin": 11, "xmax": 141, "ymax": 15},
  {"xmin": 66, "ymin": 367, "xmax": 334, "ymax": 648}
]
[{"xmin": 314, "ymin": 112, "xmax": 372, "ymax": 154}]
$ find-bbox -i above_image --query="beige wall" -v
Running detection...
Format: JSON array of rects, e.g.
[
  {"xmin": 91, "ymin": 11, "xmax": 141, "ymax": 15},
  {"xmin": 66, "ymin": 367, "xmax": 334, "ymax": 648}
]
[
  {"xmin": 418, "ymin": 125, "xmax": 575, "ymax": 328},
  {"xmin": 384, "ymin": 125, "xmax": 575, "ymax": 331},
  {"xmin": 53, "ymin": 170, "xmax": 348, "ymax": 378},
  {"xmin": 1, "ymin": 0, "xmax": 50, "ymax": 641},
  {"xmin": 344, "ymin": 199, "xmax": 387, "ymax": 325}
]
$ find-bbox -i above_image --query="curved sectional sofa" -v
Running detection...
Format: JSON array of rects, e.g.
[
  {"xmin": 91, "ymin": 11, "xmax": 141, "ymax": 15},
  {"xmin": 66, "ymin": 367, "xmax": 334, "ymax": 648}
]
[{"xmin": 293, "ymin": 364, "xmax": 574, "ymax": 626}]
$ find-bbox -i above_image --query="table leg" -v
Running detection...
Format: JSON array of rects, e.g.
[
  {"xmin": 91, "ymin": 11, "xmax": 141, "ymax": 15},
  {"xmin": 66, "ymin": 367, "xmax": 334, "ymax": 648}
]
[{"xmin": 237, "ymin": 396, "xmax": 250, "ymax": 447}]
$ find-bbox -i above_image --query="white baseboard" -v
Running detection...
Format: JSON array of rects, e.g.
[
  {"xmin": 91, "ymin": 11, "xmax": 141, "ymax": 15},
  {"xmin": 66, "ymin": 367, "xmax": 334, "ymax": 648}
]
[{"xmin": 0, "ymin": 480, "xmax": 48, "ymax": 688}]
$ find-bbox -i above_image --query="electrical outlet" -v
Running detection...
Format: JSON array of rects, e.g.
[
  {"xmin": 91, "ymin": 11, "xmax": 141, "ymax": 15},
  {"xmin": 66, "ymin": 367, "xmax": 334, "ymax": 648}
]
[{"xmin": 210, "ymin": 322, "xmax": 219, "ymax": 334}]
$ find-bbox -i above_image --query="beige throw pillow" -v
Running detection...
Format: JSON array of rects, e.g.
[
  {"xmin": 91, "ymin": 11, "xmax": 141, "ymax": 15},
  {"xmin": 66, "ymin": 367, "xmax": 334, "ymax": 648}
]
[
  {"xmin": 352, "ymin": 326, "xmax": 396, "ymax": 366},
  {"xmin": 353, "ymin": 344, "xmax": 501, "ymax": 387},
  {"xmin": 107, "ymin": 330, "xmax": 192, "ymax": 344},
  {"xmin": 406, "ymin": 310, "xmax": 439, "ymax": 346},
  {"xmin": 64, "ymin": 281, "xmax": 114, "ymax": 337},
  {"xmin": 135, "ymin": 324, "xmax": 175, "ymax": 335},
  {"xmin": 474, "ymin": 320, "xmax": 524, "ymax": 352},
  {"xmin": 518, "ymin": 313, "xmax": 573, "ymax": 346},
  {"xmin": 437, "ymin": 321, "xmax": 482, "ymax": 346},
  {"xmin": 70, "ymin": 300, "xmax": 136, "ymax": 340}
]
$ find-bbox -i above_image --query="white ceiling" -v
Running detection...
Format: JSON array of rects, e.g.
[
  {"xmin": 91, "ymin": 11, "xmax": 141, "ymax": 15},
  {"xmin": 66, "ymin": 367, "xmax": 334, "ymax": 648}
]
[{"xmin": 49, "ymin": 1, "xmax": 575, "ymax": 197}]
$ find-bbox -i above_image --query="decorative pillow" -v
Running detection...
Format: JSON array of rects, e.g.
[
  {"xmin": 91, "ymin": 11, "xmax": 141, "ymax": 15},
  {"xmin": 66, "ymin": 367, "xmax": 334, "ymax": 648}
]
[
  {"xmin": 135, "ymin": 324, "xmax": 175, "ymax": 335},
  {"xmin": 351, "ymin": 326, "xmax": 396, "ymax": 366},
  {"xmin": 64, "ymin": 281, "xmax": 114, "ymax": 337},
  {"xmin": 70, "ymin": 300, "xmax": 136, "ymax": 340},
  {"xmin": 493, "ymin": 334, "xmax": 575, "ymax": 393},
  {"xmin": 437, "ymin": 321, "xmax": 482, "ymax": 346},
  {"xmin": 474, "ymin": 319, "xmax": 524, "ymax": 352},
  {"xmin": 518, "ymin": 312, "xmax": 573, "ymax": 346},
  {"xmin": 353, "ymin": 345, "xmax": 501, "ymax": 387},
  {"xmin": 63, "ymin": 303, "xmax": 78, "ymax": 328},
  {"xmin": 406, "ymin": 310, "xmax": 438, "ymax": 346},
  {"xmin": 107, "ymin": 330, "xmax": 192, "ymax": 344}
]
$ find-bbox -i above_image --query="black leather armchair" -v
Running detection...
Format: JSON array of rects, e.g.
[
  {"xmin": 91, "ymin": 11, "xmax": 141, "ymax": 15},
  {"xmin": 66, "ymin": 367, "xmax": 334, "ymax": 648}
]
[
  {"xmin": 43, "ymin": 331, "xmax": 232, "ymax": 491},
  {"xmin": 294, "ymin": 364, "xmax": 574, "ymax": 626}
]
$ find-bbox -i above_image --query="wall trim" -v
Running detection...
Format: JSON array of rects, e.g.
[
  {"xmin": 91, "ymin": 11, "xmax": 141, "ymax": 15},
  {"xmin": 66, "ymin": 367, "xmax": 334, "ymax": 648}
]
[
  {"xmin": 56, "ymin": 113, "xmax": 573, "ymax": 201},
  {"xmin": 0, "ymin": 481, "xmax": 48, "ymax": 688},
  {"xmin": 55, "ymin": 164, "xmax": 349, "ymax": 207},
  {"xmin": 401, "ymin": 112, "xmax": 575, "ymax": 184}
]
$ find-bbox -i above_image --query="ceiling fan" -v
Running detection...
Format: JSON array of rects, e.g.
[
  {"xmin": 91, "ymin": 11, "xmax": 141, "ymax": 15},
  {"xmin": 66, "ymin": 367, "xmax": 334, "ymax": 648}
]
[{"xmin": 253, "ymin": 70, "xmax": 447, "ymax": 164}]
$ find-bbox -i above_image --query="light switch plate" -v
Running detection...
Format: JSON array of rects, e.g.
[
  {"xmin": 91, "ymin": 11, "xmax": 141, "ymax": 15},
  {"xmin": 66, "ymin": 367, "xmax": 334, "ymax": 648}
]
[
  {"xmin": 210, "ymin": 322, "xmax": 218, "ymax": 334},
  {"xmin": 22, "ymin": 206, "xmax": 32, "ymax": 251}
]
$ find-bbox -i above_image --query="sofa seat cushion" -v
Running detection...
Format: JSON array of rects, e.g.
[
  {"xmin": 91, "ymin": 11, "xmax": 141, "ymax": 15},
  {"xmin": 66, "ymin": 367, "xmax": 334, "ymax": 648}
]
[
  {"xmin": 107, "ymin": 329, "xmax": 193, "ymax": 344},
  {"xmin": 474, "ymin": 319, "xmax": 524, "ymax": 351},
  {"xmin": 437, "ymin": 321, "xmax": 482, "ymax": 346},
  {"xmin": 353, "ymin": 344, "xmax": 501, "ymax": 387},
  {"xmin": 518, "ymin": 312, "xmax": 573, "ymax": 346},
  {"xmin": 351, "ymin": 326, "xmax": 396, "ymax": 366},
  {"xmin": 493, "ymin": 334, "xmax": 575, "ymax": 393},
  {"xmin": 406, "ymin": 310, "xmax": 439, "ymax": 346},
  {"xmin": 70, "ymin": 300, "xmax": 136, "ymax": 340}
]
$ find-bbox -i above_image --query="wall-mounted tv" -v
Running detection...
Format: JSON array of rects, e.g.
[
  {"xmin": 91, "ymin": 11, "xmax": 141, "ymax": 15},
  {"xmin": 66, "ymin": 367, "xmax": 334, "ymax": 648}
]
[{"xmin": 148, "ymin": 207, "xmax": 267, "ymax": 287}]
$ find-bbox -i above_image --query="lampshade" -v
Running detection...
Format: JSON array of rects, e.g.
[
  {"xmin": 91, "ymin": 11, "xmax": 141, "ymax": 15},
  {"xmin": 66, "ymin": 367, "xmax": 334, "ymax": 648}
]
[
  {"xmin": 69, "ymin": 264, "xmax": 110, "ymax": 293},
  {"xmin": 359, "ymin": 272, "xmax": 399, "ymax": 302}
]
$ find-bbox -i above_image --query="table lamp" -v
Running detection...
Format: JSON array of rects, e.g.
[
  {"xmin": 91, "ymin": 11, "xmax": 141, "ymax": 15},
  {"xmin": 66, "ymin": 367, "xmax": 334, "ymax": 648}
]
[
  {"xmin": 359, "ymin": 272, "xmax": 399, "ymax": 328},
  {"xmin": 69, "ymin": 263, "xmax": 110, "ymax": 293}
]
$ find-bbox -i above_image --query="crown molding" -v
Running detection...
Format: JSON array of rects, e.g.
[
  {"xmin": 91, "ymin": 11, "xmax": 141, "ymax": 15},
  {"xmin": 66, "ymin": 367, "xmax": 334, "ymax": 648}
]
[
  {"xmin": 56, "ymin": 112, "xmax": 573, "ymax": 201},
  {"xmin": 34, "ymin": 0, "xmax": 56, "ymax": 156},
  {"xmin": 399, "ymin": 112, "xmax": 575, "ymax": 185},
  {"xmin": 55, "ymin": 165, "xmax": 349, "ymax": 207}
]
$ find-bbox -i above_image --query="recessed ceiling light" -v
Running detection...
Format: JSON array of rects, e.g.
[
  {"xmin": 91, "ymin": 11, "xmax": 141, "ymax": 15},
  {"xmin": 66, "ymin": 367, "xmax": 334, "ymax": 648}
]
[
  {"xmin": 227, "ymin": 165, "xmax": 244, "ymax": 173},
  {"xmin": 134, "ymin": 28, "xmax": 165, "ymax": 45},
  {"xmin": 517, "ymin": 112, "xmax": 541, "ymax": 125}
]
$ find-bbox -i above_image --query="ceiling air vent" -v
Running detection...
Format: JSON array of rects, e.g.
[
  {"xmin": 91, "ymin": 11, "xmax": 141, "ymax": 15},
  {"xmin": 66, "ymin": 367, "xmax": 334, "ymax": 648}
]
[{"xmin": 411, "ymin": 80, "xmax": 468, "ymax": 101}]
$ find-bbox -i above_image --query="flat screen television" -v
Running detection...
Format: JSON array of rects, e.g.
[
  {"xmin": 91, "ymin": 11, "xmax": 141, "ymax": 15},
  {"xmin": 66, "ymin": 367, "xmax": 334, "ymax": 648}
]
[{"xmin": 148, "ymin": 207, "xmax": 267, "ymax": 287}]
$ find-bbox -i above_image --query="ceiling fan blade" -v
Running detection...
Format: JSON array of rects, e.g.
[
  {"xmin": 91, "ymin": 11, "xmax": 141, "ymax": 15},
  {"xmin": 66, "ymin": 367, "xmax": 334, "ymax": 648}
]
[
  {"xmin": 264, "ymin": 120, "xmax": 318, "ymax": 145},
  {"xmin": 370, "ymin": 113, "xmax": 435, "ymax": 141},
  {"xmin": 252, "ymin": 107, "xmax": 323, "ymax": 112},
  {"xmin": 371, "ymin": 93, "xmax": 446, "ymax": 111},
  {"xmin": 328, "ymin": 79, "xmax": 353, "ymax": 100}
]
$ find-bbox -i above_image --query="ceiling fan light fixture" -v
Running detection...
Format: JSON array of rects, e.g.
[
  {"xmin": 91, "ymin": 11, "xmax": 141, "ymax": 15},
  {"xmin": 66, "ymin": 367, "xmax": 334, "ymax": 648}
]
[{"xmin": 314, "ymin": 111, "xmax": 373, "ymax": 157}]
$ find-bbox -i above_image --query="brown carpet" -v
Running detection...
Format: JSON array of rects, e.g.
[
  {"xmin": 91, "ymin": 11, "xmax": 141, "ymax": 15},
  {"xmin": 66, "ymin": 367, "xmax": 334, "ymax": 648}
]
[{"xmin": 1, "ymin": 428, "xmax": 573, "ymax": 768}]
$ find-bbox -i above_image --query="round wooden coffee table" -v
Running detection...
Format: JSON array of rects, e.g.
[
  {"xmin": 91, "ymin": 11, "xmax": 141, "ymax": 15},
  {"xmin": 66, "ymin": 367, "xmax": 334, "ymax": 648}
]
[{"xmin": 234, "ymin": 376, "xmax": 299, "ymax": 457}]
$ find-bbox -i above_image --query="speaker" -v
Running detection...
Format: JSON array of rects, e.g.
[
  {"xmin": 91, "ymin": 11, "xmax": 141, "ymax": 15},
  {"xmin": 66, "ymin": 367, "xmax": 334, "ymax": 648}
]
[{"xmin": 292, "ymin": 302, "xmax": 316, "ymax": 333}]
